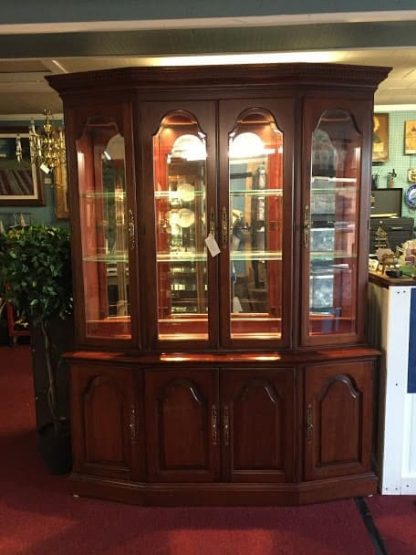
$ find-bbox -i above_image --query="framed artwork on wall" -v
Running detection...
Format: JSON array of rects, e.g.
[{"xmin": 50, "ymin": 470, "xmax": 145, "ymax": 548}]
[
  {"xmin": 372, "ymin": 114, "xmax": 389, "ymax": 162},
  {"xmin": 404, "ymin": 120, "xmax": 416, "ymax": 154},
  {"xmin": 0, "ymin": 127, "xmax": 44, "ymax": 206}
]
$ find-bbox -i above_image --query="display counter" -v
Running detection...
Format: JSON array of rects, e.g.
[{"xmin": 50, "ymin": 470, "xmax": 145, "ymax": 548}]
[{"xmin": 368, "ymin": 271, "xmax": 416, "ymax": 495}]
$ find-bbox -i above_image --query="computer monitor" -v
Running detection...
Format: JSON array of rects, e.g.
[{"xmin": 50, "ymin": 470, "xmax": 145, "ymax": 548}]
[{"xmin": 370, "ymin": 188, "xmax": 402, "ymax": 217}]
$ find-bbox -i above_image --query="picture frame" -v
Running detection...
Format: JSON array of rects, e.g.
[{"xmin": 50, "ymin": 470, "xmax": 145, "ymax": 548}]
[
  {"xmin": 404, "ymin": 120, "xmax": 416, "ymax": 155},
  {"xmin": 0, "ymin": 127, "xmax": 44, "ymax": 205},
  {"xmin": 372, "ymin": 113, "xmax": 389, "ymax": 162},
  {"xmin": 53, "ymin": 160, "xmax": 69, "ymax": 219}
]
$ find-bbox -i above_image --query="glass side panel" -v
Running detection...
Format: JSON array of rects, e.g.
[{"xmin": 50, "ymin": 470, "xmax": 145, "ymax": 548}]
[
  {"xmin": 308, "ymin": 109, "xmax": 361, "ymax": 336},
  {"xmin": 153, "ymin": 112, "xmax": 208, "ymax": 341},
  {"xmin": 77, "ymin": 124, "xmax": 131, "ymax": 339},
  {"xmin": 228, "ymin": 111, "xmax": 283, "ymax": 340}
]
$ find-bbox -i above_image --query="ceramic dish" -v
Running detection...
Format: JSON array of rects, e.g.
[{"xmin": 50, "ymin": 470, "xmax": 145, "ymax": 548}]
[
  {"xmin": 177, "ymin": 208, "xmax": 195, "ymax": 228},
  {"xmin": 177, "ymin": 183, "xmax": 195, "ymax": 202},
  {"xmin": 404, "ymin": 183, "xmax": 416, "ymax": 208}
]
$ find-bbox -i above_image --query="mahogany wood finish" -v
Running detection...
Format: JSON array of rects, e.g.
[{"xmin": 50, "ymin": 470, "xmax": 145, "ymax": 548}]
[{"xmin": 47, "ymin": 62, "xmax": 390, "ymax": 506}]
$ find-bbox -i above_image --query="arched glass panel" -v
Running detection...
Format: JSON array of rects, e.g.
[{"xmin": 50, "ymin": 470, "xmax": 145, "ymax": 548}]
[
  {"xmin": 77, "ymin": 122, "xmax": 131, "ymax": 339},
  {"xmin": 228, "ymin": 110, "xmax": 284, "ymax": 339},
  {"xmin": 153, "ymin": 112, "xmax": 208, "ymax": 340},
  {"xmin": 308, "ymin": 109, "xmax": 361, "ymax": 336}
]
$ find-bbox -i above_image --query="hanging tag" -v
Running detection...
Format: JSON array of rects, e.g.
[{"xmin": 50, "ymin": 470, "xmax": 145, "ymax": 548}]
[{"xmin": 205, "ymin": 233, "xmax": 221, "ymax": 257}]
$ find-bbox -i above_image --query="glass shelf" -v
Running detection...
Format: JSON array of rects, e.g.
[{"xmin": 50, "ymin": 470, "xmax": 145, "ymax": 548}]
[
  {"xmin": 310, "ymin": 186, "xmax": 358, "ymax": 194},
  {"xmin": 230, "ymin": 251, "xmax": 282, "ymax": 261},
  {"xmin": 310, "ymin": 251, "xmax": 357, "ymax": 260},
  {"xmin": 154, "ymin": 190, "xmax": 205, "ymax": 199},
  {"xmin": 311, "ymin": 176, "xmax": 358, "ymax": 184},
  {"xmin": 157, "ymin": 251, "xmax": 207, "ymax": 263},
  {"xmin": 229, "ymin": 188, "xmax": 283, "ymax": 197},
  {"xmin": 83, "ymin": 252, "xmax": 129, "ymax": 263},
  {"xmin": 81, "ymin": 191, "xmax": 126, "ymax": 199}
]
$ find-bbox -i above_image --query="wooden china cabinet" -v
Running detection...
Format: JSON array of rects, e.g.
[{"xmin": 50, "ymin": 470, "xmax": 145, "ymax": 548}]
[{"xmin": 47, "ymin": 62, "xmax": 390, "ymax": 506}]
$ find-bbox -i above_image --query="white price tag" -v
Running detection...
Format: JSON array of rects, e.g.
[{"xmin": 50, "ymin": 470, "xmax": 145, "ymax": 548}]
[{"xmin": 205, "ymin": 233, "xmax": 221, "ymax": 257}]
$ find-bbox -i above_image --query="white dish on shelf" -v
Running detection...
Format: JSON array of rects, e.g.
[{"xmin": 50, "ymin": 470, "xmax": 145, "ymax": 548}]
[
  {"xmin": 177, "ymin": 182, "xmax": 195, "ymax": 202},
  {"xmin": 178, "ymin": 208, "xmax": 195, "ymax": 228}
]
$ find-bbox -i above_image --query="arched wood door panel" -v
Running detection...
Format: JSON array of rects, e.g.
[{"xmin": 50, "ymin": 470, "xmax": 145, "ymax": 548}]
[
  {"xmin": 221, "ymin": 368, "xmax": 296, "ymax": 483},
  {"xmin": 304, "ymin": 361, "xmax": 374, "ymax": 480},
  {"xmin": 71, "ymin": 364, "xmax": 139, "ymax": 480},
  {"xmin": 145, "ymin": 368, "xmax": 219, "ymax": 482}
]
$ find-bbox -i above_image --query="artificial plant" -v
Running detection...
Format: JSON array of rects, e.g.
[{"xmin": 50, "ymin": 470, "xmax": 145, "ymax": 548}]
[{"xmin": 0, "ymin": 225, "xmax": 72, "ymax": 433}]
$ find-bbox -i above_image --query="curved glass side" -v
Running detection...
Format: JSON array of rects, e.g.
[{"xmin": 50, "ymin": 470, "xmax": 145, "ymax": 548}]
[
  {"xmin": 308, "ymin": 109, "xmax": 361, "ymax": 337},
  {"xmin": 77, "ymin": 123, "xmax": 131, "ymax": 339}
]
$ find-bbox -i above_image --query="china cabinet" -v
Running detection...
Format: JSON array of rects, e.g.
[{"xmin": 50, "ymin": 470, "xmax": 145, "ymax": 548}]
[{"xmin": 48, "ymin": 62, "xmax": 389, "ymax": 506}]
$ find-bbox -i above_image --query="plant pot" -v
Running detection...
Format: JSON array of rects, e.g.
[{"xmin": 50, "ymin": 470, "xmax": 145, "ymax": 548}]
[{"xmin": 37, "ymin": 422, "xmax": 72, "ymax": 475}]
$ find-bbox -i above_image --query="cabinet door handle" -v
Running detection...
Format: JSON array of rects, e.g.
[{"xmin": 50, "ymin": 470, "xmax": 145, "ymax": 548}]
[
  {"xmin": 306, "ymin": 403, "xmax": 313, "ymax": 442},
  {"xmin": 211, "ymin": 404, "xmax": 218, "ymax": 445},
  {"xmin": 221, "ymin": 206, "xmax": 228, "ymax": 249},
  {"xmin": 223, "ymin": 405, "xmax": 230, "ymax": 447},
  {"xmin": 303, "ymin": 204, "xmax": 310, "ymax": 248},
  {"xmin": 129, "ymin": 404, "xmax": 137, "ymax": 443},
  {"xmin": 128, "ymin": 209, "xmax": 135, "ymax": 249}
]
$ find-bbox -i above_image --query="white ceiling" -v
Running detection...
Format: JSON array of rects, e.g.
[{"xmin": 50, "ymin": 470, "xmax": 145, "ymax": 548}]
[
  {"xmin": 0, "ymin": 48, "xmax": 415, "ymax": 118},
  {"xmin": 1, "ymin": 9, "xmax": 416, "ymax": 118}
]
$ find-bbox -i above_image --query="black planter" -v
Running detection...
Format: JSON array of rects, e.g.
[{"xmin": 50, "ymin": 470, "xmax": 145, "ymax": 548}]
[{"xmin": 37, "ymin": 422, "xmax": 72, "ymax": 475}]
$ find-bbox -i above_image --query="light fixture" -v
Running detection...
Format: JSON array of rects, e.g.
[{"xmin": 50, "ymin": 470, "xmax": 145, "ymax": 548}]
[{"xmin": 16, "ymin": 110, "xmax": 66, "ymax": 175}]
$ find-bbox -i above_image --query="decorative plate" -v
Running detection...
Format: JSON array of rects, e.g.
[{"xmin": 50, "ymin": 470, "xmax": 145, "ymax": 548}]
[
  {"xmin": 177, "ymin": 208, "xmax": 195, "ymax": 228},
  {"xmin": 405, "ymin": 183, "xmax": 416, "ymax": 209},
  {"xmin": 177, "ymin": 183, "xmax": 195, "ymax": 202}
]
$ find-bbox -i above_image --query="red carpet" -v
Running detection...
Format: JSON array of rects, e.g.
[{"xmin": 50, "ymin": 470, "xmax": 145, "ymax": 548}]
[
  {"xmin": 366, "ymin": 495, "xmax": 416, "ymax": 555},
  {"xmin": 0, "ymin": 344, "xmax": 411, "ymax": 555}
]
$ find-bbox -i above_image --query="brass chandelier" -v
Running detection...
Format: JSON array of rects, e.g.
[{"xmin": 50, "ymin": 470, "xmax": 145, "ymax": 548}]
[{"xmin": 16, "ymin": 110, "xmax": 66, "ymax": 174}]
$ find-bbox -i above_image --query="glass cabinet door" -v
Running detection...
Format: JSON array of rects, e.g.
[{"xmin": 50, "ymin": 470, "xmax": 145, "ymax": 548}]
[
  {"xmin": 305, "ymin": 108, "xmax": 362, "ymax": 342},
  {"xmin": 76, "ymin": 119, "xmax": 132, "ymax": 340},
  {"xmin": 153, "ymin": 111, "xmax": 209, "ymax": 341},
  {"xmin": 220, "ymin": 104, "xmax": 291, "ymax": 345}
]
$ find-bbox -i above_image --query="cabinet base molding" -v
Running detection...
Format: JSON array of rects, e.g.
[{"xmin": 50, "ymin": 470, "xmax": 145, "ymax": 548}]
[{"xmin": 70, "ymin": 473, "xmax": 378, "ymax": 507}]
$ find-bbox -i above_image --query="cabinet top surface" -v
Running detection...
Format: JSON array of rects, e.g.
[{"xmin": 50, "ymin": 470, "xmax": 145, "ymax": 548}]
[
  {"xmin": 369, "ymin": 270, "xmax": 416, "ymax": 288},
  {"xmin": 47, "ymin": 62, "xmax": 391, "ymax": 94},
  {"xmin": 65, "ymin": 347, "xmax": 381, "ymax": 366}
]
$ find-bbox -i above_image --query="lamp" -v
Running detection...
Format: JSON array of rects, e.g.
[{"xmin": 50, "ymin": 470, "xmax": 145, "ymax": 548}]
[{"xmin": 16, "ymin": 110, "xmax": 66, "ymax": 175}]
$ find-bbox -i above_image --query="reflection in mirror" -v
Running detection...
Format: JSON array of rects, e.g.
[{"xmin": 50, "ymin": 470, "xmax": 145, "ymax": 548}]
[{"xmin": 228, "ymin": 110, "xmax": 284, "ymax": 340}]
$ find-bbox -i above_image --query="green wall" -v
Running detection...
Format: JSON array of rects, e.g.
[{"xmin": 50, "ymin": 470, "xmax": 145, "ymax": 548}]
[
  {"xmin": 372, "ymin": 110, "xmax": 416, "ymax": 222},
  {"xmin": 0, "ymin": 119, "xmax": 67, "ymax": 230}
]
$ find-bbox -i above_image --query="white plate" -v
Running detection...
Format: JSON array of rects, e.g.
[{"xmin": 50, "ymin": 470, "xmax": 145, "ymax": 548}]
[
  {"xmin": 178, "ymin": 208, "xmax": 195, "ymax": 228},
  {"xmin": 177, "ymin": 183, "xmax": 195, "ymax": 202}
]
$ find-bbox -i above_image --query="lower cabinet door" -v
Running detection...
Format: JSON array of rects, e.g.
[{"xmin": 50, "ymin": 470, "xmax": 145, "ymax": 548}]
[
  {"xmin": 145, "ymin": 368, "xmax": 220, "ymax": 482},
  {"xmin": 220, "ymin": 368, "xmax": 296, "ymax": 483},
  {"xmin": 304, "ymin": 360, "xmax": 375, "ymax": 480},
  {"xmin": 71, "ymin": 363, "xmax": 140, "ymax": 480}
]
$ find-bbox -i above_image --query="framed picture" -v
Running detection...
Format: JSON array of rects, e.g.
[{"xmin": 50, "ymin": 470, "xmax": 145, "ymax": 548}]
[
  {"xmin": 372, "ymin": 114, "xmax": 389, "ymax": 162},
  {"xmin": 53, "ymin": 160, "xmax": 69, "ymax": 219},
  {"xmin": 405, "ymin": 120, "xmax": 416, "ymax": 154},
  {"xmin": 0, "ymin": 127, "xmax": 44, "ymax": 205}
]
